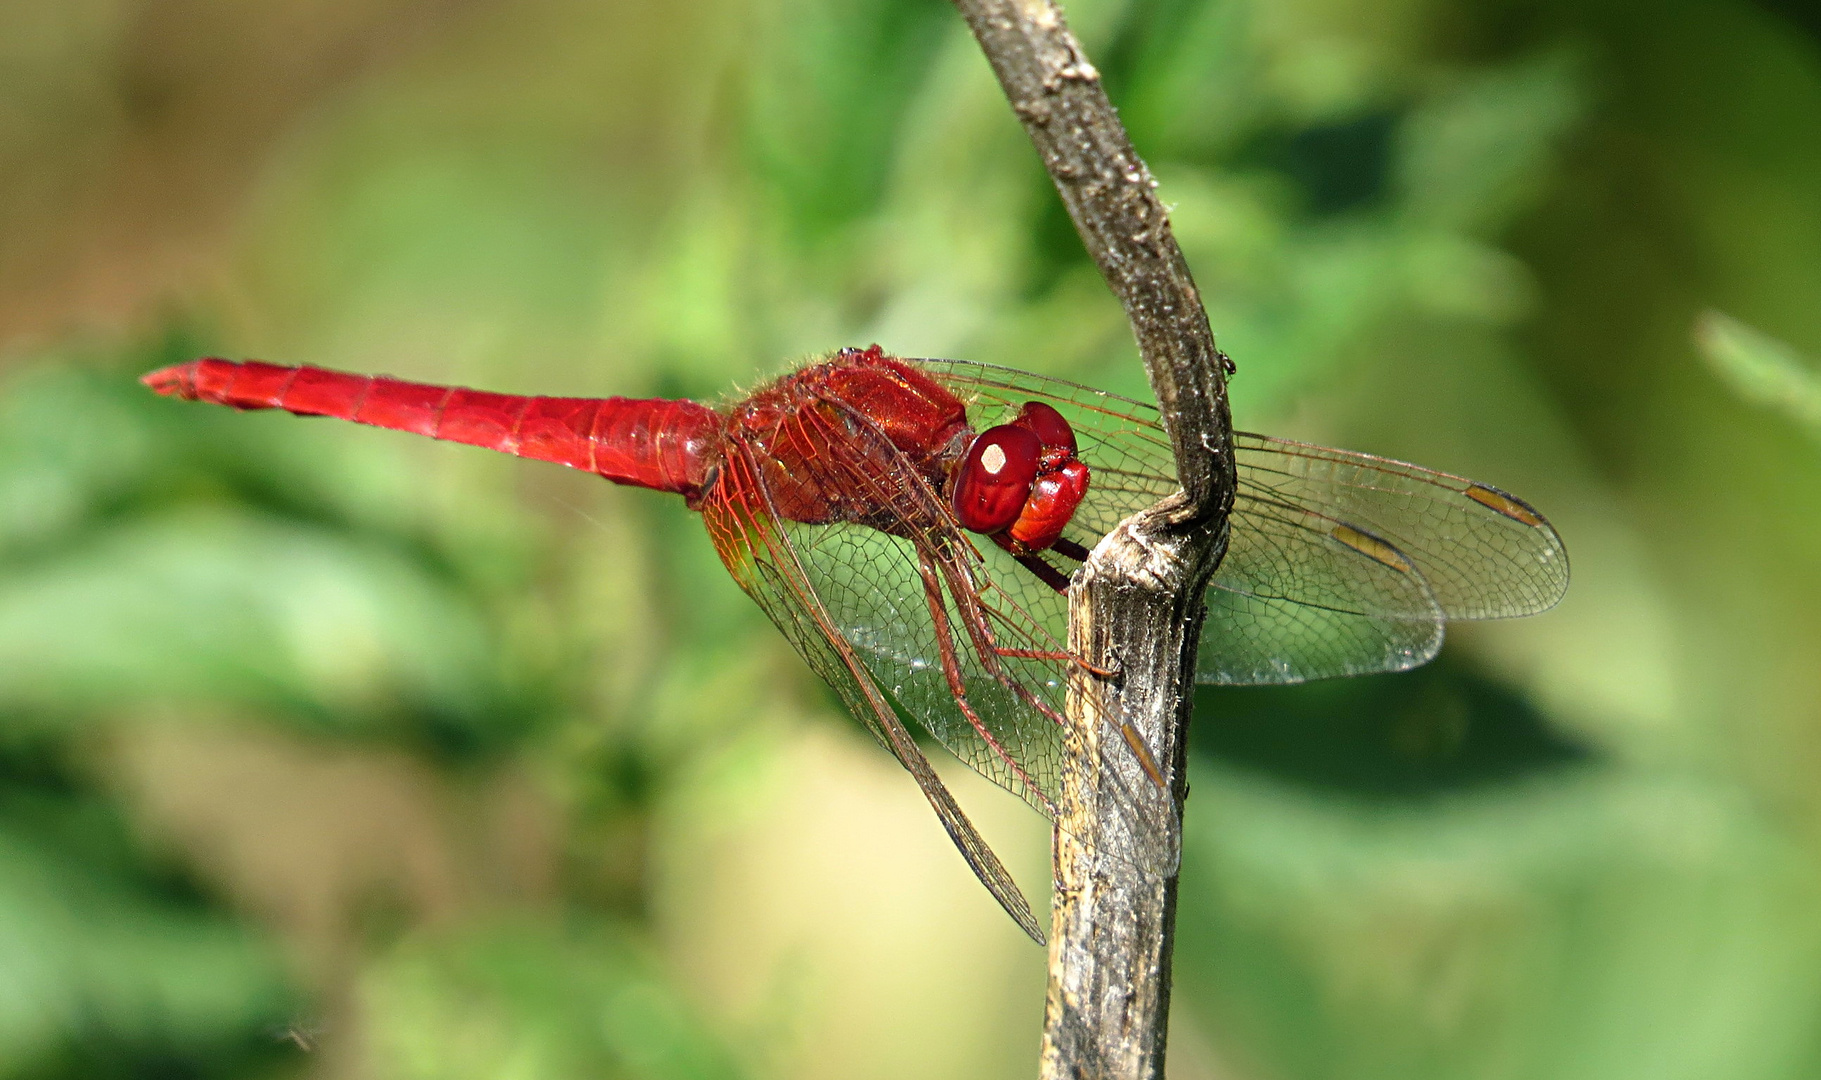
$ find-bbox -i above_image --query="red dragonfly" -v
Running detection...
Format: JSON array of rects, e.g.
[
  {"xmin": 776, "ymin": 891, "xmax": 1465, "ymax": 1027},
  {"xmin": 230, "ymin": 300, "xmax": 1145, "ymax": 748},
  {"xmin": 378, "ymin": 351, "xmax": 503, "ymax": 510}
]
[{"xmin": 143, "ymin": 345, "xmax": 1567, "ymax": 942}]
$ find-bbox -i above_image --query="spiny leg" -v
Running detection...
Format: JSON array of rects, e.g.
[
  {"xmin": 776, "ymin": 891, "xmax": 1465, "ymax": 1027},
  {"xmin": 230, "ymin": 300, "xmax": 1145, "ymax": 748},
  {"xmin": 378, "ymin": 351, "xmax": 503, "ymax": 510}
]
[
  {"xmin": 992, "ymin": 644, "xmax": 1119, "ymax": 681},
  {"xmin": 1015, "ymin": 552, "xmax": 1071, "ymax": 594},
  {"xmin": 914, "ymin": 548, "xmax": 1051, "ymax": 812},
  {"xmin": 941, "ymin": 550, "xmax": 1168, "ymax": 792},
  {"xmin": 995, "ymin": 549, "xmax": 1118, "ymax": 679}
]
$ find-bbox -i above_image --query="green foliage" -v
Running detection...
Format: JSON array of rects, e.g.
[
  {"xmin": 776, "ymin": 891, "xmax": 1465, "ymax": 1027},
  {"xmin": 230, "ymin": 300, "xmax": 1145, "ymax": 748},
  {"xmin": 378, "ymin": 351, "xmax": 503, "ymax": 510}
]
[
  {"xmin": 0, "ymin": 729, "xmax": 294, "ymax": 1079},
  {"xmin": 363, "ymin": 920, "xmax": 743, "ymax": 1080}
]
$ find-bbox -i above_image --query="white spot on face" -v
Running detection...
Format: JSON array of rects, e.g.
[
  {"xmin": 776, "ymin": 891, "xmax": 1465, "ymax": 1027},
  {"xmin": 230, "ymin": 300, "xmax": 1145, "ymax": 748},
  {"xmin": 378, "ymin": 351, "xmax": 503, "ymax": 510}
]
[{"xmin": 981, "ymin": 443, "xmax": 1007, "ymax": 474}]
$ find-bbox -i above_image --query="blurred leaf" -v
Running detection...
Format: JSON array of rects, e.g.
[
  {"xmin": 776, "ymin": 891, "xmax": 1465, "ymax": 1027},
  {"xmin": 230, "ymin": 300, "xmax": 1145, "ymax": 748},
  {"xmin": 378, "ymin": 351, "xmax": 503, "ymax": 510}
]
[
  {"xmin": 0, "ymin": 814, "xmax": 291, "ymax": 1078},
  {"xmin": 1175, "ymin": 763, "xmax": 1821, "ymax": 1080},
  {"xmin": 1396, "ymin": 49, "xmax": 1582, "ymax": 235},
  {"xmin": 361, "ymin": 918, "xmax": 744, "ymax": 1080},
  {"xmin": 742, "ymin": 0, "xmax": 954, "ymax": 245},
  {"xmin": 1693, "ymin": 310, "xmax": 1821, "ymax": 439},
  {"xmin": 1195, "ymin": 655, "xmax": 1591, "ymax": 800},
  {"xmin": 0, "ymin": 509, "xmax": 517, "ymax": 750}
]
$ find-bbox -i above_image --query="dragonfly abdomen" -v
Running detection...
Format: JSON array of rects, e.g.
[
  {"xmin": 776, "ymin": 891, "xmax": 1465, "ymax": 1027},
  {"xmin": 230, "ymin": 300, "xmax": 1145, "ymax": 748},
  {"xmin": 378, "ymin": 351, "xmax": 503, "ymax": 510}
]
[{"xmin": 142, "ymin": 358, "xmax": 724, "ymax": 497}]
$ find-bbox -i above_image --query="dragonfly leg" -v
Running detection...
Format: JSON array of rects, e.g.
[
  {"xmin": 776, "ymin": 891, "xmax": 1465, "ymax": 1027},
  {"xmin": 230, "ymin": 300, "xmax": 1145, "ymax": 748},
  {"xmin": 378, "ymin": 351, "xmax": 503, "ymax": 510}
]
[
  {"xmin": 990, "ymin": 645, "xmax": 1120, "ymax": 682},
  {"xmin": 938, "ymin": 558, "xmax": 1169, "ymax": 794},
  {"xmin": 995, "ymin": 538, "xmax": 1110, "ymax": 679},
  {"xmin": 934, "ymin": 551, "xmax": 1087, "ymax": 721},
  {"xmin": 925, "ymin": 535, "xmax": 1180, "ymax": 797},
  {"xmin": 915, "ymin": 549, "xmax": 1053, "ymax": 813},
  {"xmin": 1014, "ymin": 553, "xmax": 1071, "ymax": 594},
  {"xmin": 971, "ymin": 546, "xmax": 1112, "ymax": 674}
]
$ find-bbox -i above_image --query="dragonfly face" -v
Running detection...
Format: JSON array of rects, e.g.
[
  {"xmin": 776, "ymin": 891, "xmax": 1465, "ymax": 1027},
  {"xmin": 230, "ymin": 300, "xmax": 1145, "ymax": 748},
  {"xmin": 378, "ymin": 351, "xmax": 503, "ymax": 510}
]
[{"xmin": 951, "ymin": 400, "xmax": 1092, "ymax": 560}]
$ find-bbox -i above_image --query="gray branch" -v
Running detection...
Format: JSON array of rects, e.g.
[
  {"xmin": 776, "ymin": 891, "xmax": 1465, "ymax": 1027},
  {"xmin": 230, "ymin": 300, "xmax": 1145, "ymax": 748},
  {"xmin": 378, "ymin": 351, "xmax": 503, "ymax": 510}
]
[{"xmin": 947, "ymin": 2, "xmax": 1236, "ymax": 1077}]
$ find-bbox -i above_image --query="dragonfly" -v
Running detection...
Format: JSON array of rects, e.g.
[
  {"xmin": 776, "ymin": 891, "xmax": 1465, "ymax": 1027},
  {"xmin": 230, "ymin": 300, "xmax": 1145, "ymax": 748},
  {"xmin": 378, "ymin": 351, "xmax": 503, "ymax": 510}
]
[{"xmin": 142, "ymin": 345, "xmax": 1567, "ymax": 943}]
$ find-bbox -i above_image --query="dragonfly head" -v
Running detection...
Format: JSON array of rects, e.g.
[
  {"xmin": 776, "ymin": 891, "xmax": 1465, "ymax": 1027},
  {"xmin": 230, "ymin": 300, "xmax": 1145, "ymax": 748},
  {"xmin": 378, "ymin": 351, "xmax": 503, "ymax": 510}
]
[{"xmin": 950, "ymin": 401, "xmax": 1089, "ymax": 553}]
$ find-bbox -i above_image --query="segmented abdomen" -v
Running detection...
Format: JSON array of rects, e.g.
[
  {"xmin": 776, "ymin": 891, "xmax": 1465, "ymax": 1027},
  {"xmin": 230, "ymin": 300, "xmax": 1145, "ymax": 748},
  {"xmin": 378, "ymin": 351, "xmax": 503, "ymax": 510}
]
[{"xmin": 142, "ymin": 358, "xmax": 723, "ymax": 497}]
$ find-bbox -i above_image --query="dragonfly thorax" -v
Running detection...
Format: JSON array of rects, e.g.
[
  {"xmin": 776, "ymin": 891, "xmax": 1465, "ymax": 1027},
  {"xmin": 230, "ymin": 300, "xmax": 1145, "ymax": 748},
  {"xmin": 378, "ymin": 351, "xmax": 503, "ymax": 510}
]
[{"xmin": 722, "ymin": 346, "xmax": 976, "ymax": 529}]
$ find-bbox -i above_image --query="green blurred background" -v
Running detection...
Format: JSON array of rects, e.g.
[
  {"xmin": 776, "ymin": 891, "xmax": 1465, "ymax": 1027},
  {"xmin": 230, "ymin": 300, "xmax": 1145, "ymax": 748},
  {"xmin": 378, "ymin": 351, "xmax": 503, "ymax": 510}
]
[{"xmin": 3, "ymin": 0, "xmax": 1821, "ymax": 1076}]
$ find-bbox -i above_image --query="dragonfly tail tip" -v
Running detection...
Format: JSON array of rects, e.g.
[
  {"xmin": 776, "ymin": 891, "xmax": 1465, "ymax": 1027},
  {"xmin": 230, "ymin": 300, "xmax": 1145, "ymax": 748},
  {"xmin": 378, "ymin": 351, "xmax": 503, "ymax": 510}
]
[{"xmin": 141, "ymin": 361, "xmax": 200, "ymax": 399}]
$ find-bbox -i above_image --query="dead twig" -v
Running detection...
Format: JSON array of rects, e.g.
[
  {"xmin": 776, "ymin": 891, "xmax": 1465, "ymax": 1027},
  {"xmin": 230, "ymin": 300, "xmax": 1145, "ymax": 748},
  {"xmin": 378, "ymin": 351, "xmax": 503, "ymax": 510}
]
[{"xmin": 947, "ymin": 2, "xmax": 1236, "ymax": 1077}]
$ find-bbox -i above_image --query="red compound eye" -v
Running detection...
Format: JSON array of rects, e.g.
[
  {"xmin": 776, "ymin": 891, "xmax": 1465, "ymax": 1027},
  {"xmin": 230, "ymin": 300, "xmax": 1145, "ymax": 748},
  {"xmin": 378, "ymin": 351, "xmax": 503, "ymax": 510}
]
[
  {"xmin": 1012, "ymin": 401, "xmax": 1076, "ymax": 454},
  {"xmin": 951, "ymin": 424, "xmax": 1041, "ymax": 534}
]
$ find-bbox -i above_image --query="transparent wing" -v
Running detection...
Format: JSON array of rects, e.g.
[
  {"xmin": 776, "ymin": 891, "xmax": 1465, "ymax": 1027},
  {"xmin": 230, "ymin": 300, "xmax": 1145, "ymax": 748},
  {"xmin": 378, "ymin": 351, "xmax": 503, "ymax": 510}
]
[
  {"xmin": 698, "ymin": 441, "xmax": 1047, "ymax": 943},
  {"xmin": 1231, "ymin": 433, "xmax": 1569, "ymax": 620},
  {"xmin": 786, "ymin": 517, "xmax": 1067, "ymax": 813},
  {"xmin": 1210, "ymin": 459, "xmax": 1447, "ymax": 684},
  {"xmin": 915, "ymin": 360, "xmax": 1568, "ymax": 687},
  {"xmin": 1196, "ymin": 586, "xmax": 1442, "ymax": 685},
  {"xmin": 1205, "ymin": 434, "xmax": 1566, "ymax": 684}
]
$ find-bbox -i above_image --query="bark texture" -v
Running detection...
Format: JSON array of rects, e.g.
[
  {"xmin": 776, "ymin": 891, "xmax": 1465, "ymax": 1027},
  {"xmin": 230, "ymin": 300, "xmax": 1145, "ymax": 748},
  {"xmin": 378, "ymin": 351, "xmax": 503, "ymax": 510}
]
[{"xmin": 947, "ymin": 2, "xmax": 1236, "ymax": 1077}]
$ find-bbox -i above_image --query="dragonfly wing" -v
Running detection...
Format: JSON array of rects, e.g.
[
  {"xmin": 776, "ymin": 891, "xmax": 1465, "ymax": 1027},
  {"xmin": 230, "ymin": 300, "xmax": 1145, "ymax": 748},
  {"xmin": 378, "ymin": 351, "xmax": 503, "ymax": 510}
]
[
  {"xmin": 783, "ymin": 517, "xmax": 1067, "ymax": 811},
  {"xmin": 1199, "ymin": 434, "xmax": 1567, "ymax": 684},
  {"xmin": 1199, "ymin": 467, "xmax": 1446, "ymax": 684},
  {"xmin": 1231, "ymin": 433, "xmax": 1569, "ymax": 620},
  {"xmin": 1198, "ymin": 586, "xmax": 1442, "ymax": 685},
  {"xmin": 699, "ymin": 442, "xmax": 1047, "ymax": 944}
]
